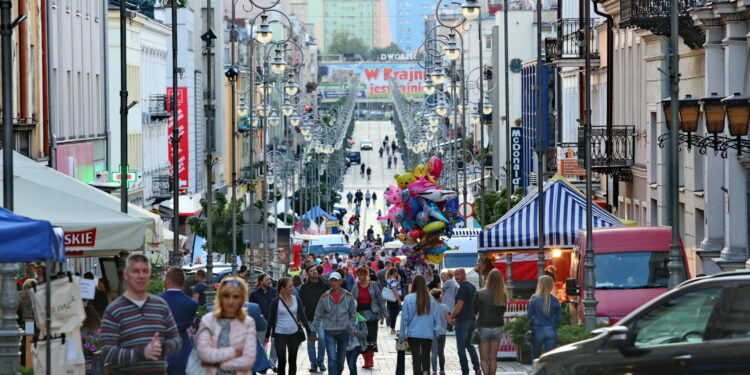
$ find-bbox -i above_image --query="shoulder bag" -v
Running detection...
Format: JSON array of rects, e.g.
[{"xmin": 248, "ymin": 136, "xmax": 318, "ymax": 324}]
[
  {"xmin": 186, "ymin": 326, "xmax": 210, "ymax": 375},
  {"xmin": 280, "ymin": 297, "xmax": 307, "ymax": 343},
  {"xmin": 381, "ymin": 285, "xmax": 397, "ymax": 302}
]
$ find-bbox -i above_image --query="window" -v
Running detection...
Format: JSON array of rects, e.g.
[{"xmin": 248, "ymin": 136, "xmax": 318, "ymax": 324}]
[
  {"xmin": 594, "ymin": 252, "xmax": 679, "ymax": 289},
  {"xmin": 484, "ymin": 35, "xmax": 492, "ymax": 49},
  {"xmin": 712, "ymin": 286, "xmax": 750, "ymax": 340},
  {"xmin": 633, "ymin": 287, "xmax": 722, "ymax": 348}
]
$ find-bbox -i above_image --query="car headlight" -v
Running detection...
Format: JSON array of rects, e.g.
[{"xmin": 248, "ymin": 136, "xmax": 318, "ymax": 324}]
[{"xmin": 596, "ymin": 316, "xmax": 611, "ymax": 326}]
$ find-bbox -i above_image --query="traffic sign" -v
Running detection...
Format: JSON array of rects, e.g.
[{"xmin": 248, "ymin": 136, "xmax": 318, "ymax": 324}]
[{"xmin": 458, "ymin": 202, "xmax": 475, "ymax": 218}]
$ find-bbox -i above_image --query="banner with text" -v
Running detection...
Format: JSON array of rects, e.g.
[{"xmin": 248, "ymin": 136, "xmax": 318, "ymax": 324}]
[
  {"xmin": 167, "ymin": 87, "xmax": 189, "ymax": 189},
  {"xmin": 318, "ymin": 63, "xmax": 425, "ymax": 99}
]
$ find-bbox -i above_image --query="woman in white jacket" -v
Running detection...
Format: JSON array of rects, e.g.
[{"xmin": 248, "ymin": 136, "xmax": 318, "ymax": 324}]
[{"xmin": 197, "ymin": 277, "xmax": 257, "ymax": 375}]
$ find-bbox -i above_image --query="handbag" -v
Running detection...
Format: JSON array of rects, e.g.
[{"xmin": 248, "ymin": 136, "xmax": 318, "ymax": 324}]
[
  {"xmin": 471, "ymin": 328, "xmax": 481, "ymax": 345},
  {"xmin": 381, "ymin": 286, "xmax": 397, "ymax": 302},
  {"xmin": 280, "ymin": 297, "xmax": 307, "ymax": 343},
  {"xmin": 186, "ymin": 327, "xmax": 209, "ymax": 375}
]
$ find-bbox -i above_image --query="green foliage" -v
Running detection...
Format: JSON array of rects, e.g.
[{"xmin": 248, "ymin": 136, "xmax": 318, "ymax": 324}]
[
  {"xmin": 327, "ymin": 31, "xmax": 370, "ymax": 57},
  {"xmin": 504, "ymin": 315, "xmax": 530, "ymax": 352},
  {"xmin": 187, "ymin": 191, "xmax": 246, "ymax": 256},
  {"xmin": 473, "ymin": 187, "xmax": 524, "ymax": 227},
  {"xmin": 369, "ymin": 42, "xmax": 405, "ymax": 60},
  {"xmin": 557, "ymin": 324, "xmax": 594, "ymax": 346},
  {"xmin": 148, "ymin": 264, "xmax": 165, "ymax": 295}
]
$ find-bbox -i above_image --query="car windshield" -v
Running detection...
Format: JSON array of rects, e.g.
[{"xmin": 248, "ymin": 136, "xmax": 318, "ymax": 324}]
[
  {"xmin": 594, "ymin": 251, "xmax": 682, "ymax": 289},
  {"xmin": 444, "ymin": 253, "xmax": 477, "ymax": 268}
]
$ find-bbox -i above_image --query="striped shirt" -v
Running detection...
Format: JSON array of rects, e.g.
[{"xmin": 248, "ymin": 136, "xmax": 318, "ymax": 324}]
[{"xmin": 101, "ymin": 294, "xmax": 181, "ymax": 374}]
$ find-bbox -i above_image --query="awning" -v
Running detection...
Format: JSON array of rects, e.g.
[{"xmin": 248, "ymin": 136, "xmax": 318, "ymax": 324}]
[
  {"xmin": 300, "ymin": 206, "xmax": 337, "ymax": 221},
  {"xmin": 478, "ymin": 175, "xmax": 624, "ymax": 252},
  {"xmin": 1, "ymin": 152, "xmax": 147, "ymax": 256},
  {"xmin": 0, "ymin": 208, "xmax": 66, "ymax": 263},
  {"xmin": 160, "ymin": 193, "xmax": 203, "ymax": 217},
  {"xmin": 8, "ymin": 152, "xmax": 162, "ymax": 244}
]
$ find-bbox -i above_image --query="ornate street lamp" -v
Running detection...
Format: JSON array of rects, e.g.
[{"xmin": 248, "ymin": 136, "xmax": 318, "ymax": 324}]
[
  {"xmin": 289, "ymin": 112, "xmax": 302, "ymax": 126},
  {"xmin": 470, "ymin": 109, "xmax": 481, "ymax": 125},
  {"xmin": 271, "ymin": 48, "xmax": 287, "ymax": 74},
  {"xmin": 256, "ymin": 104, "xmax": 271, "ymax": 118},
  {"xmin": 256, "ymin": 14, "xmax": 273, "ymax": 44},
  {"xmin": 431, "ymin": 62, "xmax": 446, "ymax": 85},
  {"xmin": 284, "ymin": 73, "xmax": 299, "ymax": 96},
  {"xmin": 428, "ymin": 114, "xmax": 440, "ymax": 126},
  {"xmin": 461, "ymin": 0, "xmax": 481, "ymax": 20},
  {"xmin": 268, "ymin": 110, "xmax": 281, "ymax": 126},
  {"xmin": 435, "ymin": 100, "xmax": 448, "ymax": 116},
  {"xmin": 257, "ymin": 82, "xmax": 273, "ymax": 96},
  {"xmin": 423, "ymin": 76, "xmax": 436, "ymax": 95},
  {"xmin": 237, "ymin": 100, "xmax": 249, "ymax": 118},
  {"xmin": 446, "ymin": 80, "xmax": 461, "ymax": 97},
  {"xmin": 281, "ymin": 101, "xmax": 294, "ymax": 116},
  {"xmin": 722, "ymin": 93, "xmax": 750, "ymax": 155},
  {"xmin": 444, "ymin": 33, "xmax": 461, "ymax": 60},
  {"xmin": 482, "ymin": 95, "xmax": 493, "ymax": 115}
]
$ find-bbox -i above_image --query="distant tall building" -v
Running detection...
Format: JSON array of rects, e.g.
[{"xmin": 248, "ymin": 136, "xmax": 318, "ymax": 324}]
[
  {"xmin": 320, "ymin": 0, "xmax": 379, "ymax": 53},
  {"xmin": 386, "ymin": 0, "xmax": 437, "ymax": 52}
]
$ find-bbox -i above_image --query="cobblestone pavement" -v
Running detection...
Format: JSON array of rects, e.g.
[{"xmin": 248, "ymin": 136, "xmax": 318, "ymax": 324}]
[{"xmin": 292, "ymin": 320, "xmax": 531, "ymax": 375}]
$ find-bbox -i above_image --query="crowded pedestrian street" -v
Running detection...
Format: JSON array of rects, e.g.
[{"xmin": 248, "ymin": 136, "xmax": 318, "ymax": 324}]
[{"xmin": 2, "ymin": 0, "xmax": 750, "ymax": 373}]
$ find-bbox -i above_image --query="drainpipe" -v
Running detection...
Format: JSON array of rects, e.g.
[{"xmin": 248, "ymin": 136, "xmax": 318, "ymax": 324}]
[
  {"xmin": 103, "ymin": 2, "xmax": 110, "ymax": 172},
  {"xmin": 42, "ymin": 0, "xmax": 52, "ymax": 165},
  {"xmin": 18, "ymin": 0, "xmax": 28, "ymax": 123},
  {"xmin": 593, "ymin": 0, "xmax": 615, "ymax": 209}
]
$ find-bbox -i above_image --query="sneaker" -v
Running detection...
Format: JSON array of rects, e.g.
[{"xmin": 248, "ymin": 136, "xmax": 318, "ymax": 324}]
[
  {"xmin": 475, "ymin": 370, "xmax": 482, "ymax": 375},
  {"xmin": 318, "ymin": 362, "xmax": 326, "ymax": 372},
  {"xmin": 309, "ymin": 365, "xmax": 318, "ymax": 373}
]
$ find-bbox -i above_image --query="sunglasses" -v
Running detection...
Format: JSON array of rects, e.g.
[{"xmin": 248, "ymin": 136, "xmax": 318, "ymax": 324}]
[{"xmin": 221, "ymin": 279, "xmax": 242, "ymax": 287}]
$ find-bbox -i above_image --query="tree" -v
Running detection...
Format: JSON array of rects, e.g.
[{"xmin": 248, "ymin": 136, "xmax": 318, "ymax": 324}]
[
  {"xmin": 473, "ymin": 187, "xmax": 524, "ymax": 227},
  {"xmin": 369, "ymin": 42, "xmax": 405, "ymax": 60},
  {"xmin": 327, "ymin": 31, "xmax": 370, "ymax": 57},
  {"xmin": 187, "ymin": 191, "xmax": 246, "ymax": 256}
]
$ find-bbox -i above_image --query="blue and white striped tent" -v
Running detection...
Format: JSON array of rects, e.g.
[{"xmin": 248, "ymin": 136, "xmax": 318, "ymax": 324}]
[
  {"xmin": 301, "ymin": 205, "xmax": 337, "ymax": 221},
  {"xmin": 479, "ymin": 176, "xmax": 624, "ymax": 252}
]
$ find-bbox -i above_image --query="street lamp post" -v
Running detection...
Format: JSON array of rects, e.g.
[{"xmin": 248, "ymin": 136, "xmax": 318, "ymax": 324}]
[
  {"xmin": 582, "ymin": 0, "xmax": 597, "ymax": 330},
  {"xmin": 170, "ymin": 0, "xmax": 182, "ymax": 267},
  {"xmin": 536, "ymin": 0, "xmax": 545, "ymax": 276}
]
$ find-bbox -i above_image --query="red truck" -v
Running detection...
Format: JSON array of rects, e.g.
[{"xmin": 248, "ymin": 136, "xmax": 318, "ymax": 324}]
[{"xmin": 565, "ymin": 226, "xmax": 690, "ymax": 325}]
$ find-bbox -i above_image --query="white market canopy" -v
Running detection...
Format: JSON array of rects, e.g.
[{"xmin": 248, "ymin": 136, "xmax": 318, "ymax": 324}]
[
  {"xmin": 1, "ymin": 151, "xmax": 159, "ymax": 256},
  {"xmin": 478, "ymin": 175, "xmax": 624, "ymax": 252}
]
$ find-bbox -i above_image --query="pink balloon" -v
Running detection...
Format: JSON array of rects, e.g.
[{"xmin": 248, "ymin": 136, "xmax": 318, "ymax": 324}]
[
  {"xmin": 385, "ymin": 185, "xmax": 404, "ymax": 205},
  {"xmin": 428, "ymin": 156, "xmax": 443, "ymax": 179},
  {"xmin": 407, "ymin": 178, "xmax": 442, "ymax": 195},
  {"xmin": 388, "ymin": 205, "xmax": 401, "ymax": 226}
]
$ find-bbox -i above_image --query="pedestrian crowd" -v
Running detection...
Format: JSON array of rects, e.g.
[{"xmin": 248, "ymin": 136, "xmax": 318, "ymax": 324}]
[{"xmin": 14, "ymin": 240, "xmax": 561, "ymax": 375}]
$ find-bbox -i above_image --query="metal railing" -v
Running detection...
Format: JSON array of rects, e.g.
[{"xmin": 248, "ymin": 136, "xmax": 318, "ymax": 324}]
[
  {"xmin": 578, "ymin": 125, "xmax": 635, "ymax": 168},
  {"xmin": 619, "ymin": 0, "xmax": 704, "ymax": 48},
  {"xmin": 546, "ymin": 18, "xmax": 599, "ymax": 61}
]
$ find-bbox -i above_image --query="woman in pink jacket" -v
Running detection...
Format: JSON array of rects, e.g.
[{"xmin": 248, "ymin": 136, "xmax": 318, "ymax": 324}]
[{"xmin": 197, "ymin": 277, "xmax": 257, "ymax": 375}]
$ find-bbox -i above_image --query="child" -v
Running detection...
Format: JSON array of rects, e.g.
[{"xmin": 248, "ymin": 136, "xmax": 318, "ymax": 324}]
[
  {"xmin": 430, "ymin": 289, "xmax": 450, "ymax": 375},
  {"xmin": 347, "ymin": 313, "xmax": 369, "ymax": 375}
]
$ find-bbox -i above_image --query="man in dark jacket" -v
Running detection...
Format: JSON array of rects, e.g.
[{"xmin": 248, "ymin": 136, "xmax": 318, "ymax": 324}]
[
  {"xmin": 300, "ymin": 265, "xmax": 329, "ymax": 372},
  {"xmin": 159, "ymin": 268, "xmax": 198, "ymax": 375},
  {"xmin": 249, "ymin": 273, "xmax": 278, "ymax": 367}
]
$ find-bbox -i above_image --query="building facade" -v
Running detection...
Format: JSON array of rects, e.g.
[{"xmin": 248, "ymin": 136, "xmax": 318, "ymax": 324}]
[{"xmin": 48, "ymin": 0, "xmax": 108, "ymax": 183}]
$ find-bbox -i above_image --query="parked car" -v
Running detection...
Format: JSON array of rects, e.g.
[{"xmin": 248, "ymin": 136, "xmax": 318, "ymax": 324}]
[
  {"xmin": 565, "ymin": 226, "xmax": 689, "ymax": 325},
  {"xmin": 348, "ymin": 151, "xmax": 362, "ymax": 164},
  {"xmin": 441, "ymin": 233, "xmax": 481, "ymax": 287},
  {"xmin": 360, "ymin": 140, "xmax": 374, "ymax": 150},
  {"xmin": 532, "ymin": 271, "xmax": 750, "ymax": 375}
]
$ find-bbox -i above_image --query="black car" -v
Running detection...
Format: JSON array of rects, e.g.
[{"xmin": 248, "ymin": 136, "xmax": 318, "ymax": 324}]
[
  {"xmin": 348, "ymin": 151, "xmax": 361, "ymax": 164},
  {"xmin": 533, "ymin": 271, "xmax": 750, "ymax": 375}
]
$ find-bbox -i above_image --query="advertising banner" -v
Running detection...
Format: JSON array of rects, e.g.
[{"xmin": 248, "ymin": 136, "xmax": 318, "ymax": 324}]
[
  {"xmin": 167, "ymin": 87, "xmax": 189, "ymax": 189},
  {"xmin": 318, "ymin": 63, "xmax": 425, "ymax": 99},
  {"xmin": 510, "ymin": 127, "xmax": 523, "ymax": 192}
]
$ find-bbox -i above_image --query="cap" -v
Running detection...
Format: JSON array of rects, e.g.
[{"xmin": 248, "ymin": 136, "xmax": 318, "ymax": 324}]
[{"xmin": 329, "ymin": 272, "xmax": 342, "ymax": 280}]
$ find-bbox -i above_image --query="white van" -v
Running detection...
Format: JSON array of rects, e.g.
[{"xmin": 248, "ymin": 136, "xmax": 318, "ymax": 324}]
[{"xmin": 441, "ymin": 228, "xmax": 481, "ymax": 286}]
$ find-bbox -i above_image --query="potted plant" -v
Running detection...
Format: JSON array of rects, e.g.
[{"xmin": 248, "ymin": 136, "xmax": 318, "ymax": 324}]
[{"xmin": 504, "ymin": 315, "xmax": 532, "ymax": 364}]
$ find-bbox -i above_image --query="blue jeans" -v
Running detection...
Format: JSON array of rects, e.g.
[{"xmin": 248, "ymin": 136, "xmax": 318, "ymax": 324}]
[
  {"xmin": 307, "ymin": 324, "xmax": 326, "ymax": 367},
  {"xmin": 324, "ymin": 331, "xmax": 349, "ymax": 375},
  {"xmin": 455, "ymin": 319, "xmax": 480, "ymax": 375},
  {"xmin": 346, "ymin": 346, "xmax": 362, "ymax": 375},
  {"xmin": 531, "ymin": 325, "xmax": 557, "ymax": 359}
]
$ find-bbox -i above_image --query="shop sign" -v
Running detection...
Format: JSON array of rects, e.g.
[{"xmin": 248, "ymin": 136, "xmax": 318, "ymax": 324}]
[
  {"xmin": 65, "ymin": 228, "xmax": 97, "ymax": 247},
  {"xmin": 167, "ymin": 87, "xmax": 189, "ymax": 189},
  {"xmin": 510, "ymin": 127, "xmax": 523, "ymax": 191}
]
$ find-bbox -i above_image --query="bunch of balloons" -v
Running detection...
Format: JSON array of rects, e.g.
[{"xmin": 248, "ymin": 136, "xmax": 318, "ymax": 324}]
[{"xmin": 377, "ymin": 156, "xmax": 460, "ymax": 264}]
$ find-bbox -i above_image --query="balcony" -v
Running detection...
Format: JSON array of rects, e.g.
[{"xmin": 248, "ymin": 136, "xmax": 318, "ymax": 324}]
[
  {"xmin": 577, "ymin": 125, "xmax": 635, "ymax": 181},
  {"xmin": 147, "ymin": 94, "xmax": 170, "ymax": 122},
  {"xmin": 619, "ymin": 0, "xmax": 704, "ymax": 49},
  {"xmin": 152, "ymin": 174, "xmax": 172, "ymax": 199},
  {"xmin": 545, "ymin": 18, "xmax": 600, "ymax": 68}
]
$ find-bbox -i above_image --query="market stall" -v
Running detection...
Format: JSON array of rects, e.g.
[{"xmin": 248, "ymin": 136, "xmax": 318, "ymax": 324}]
[{"xmin": 477, "ymin": 175, "xmax": 624, "ymax": 359}]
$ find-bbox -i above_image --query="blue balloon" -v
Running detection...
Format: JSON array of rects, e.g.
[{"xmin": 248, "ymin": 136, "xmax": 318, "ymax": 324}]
[
  {"xmin": 401, "ymin": 219, "xmax": 414, "ymax": 232},
  {"xmin": 444, "ymin": 198, "xmax": 459, "ymax": 217},
  {"xmin": 424, "ymin": 200, "xmax": 449, "ymax": 223},
  {"xmin": 407, "ymin": 197, "xmax": 422, "ymax": 220}
]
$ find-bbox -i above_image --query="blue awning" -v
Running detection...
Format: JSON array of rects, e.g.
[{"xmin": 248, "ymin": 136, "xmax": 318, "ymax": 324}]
[
  {"xmin": 301, "ymin": 206, "xmax": 337, "ymax": 221},
  {"xmin": 478, "ymin": 176, "xmax": 623, "ymax": 252},
  {"xmin": 0, "ymin": 208, "xmax": 66, "ymax": 262}
]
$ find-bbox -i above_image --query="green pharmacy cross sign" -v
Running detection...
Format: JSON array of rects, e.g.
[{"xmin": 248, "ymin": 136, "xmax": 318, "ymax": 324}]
[{"xmin": 111, "ymin": 166, "xmax": 139, "ymax": 187}]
